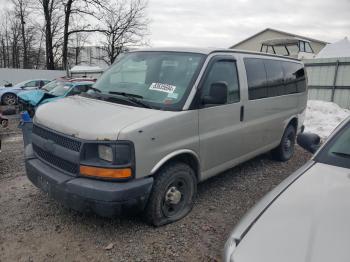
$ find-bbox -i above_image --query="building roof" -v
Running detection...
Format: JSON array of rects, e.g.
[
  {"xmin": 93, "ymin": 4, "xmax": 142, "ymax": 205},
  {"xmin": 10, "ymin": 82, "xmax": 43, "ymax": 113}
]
[
  {"xmin": 315, "ymin": 37, "xmax": 350, "ymax": 58},
  {"xmin": 230, "ymin": 28, "xmax": 329, "ymax": 48}
]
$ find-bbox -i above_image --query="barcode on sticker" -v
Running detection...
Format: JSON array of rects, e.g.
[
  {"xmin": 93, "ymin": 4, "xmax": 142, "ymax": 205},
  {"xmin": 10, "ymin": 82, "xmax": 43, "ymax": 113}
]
[{"xmin": 149, "ymin": 83, "xmax": 176, "ymax": 94}]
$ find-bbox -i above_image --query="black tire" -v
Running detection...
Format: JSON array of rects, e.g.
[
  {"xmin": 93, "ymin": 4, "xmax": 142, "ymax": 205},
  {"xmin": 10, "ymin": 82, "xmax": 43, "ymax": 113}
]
[
  {"xmin": 145, "ymin": 162, "xmax": 197, "ymax": 226},
  {"xmin": 1, "ymin": 93, "xmax": 17, "ymax": 105},
  {"xmin": 271, "ymin": 125, "xmax": 296, "ymax": 162},
  {"xmin": 1, "ymin": 119, "xmax": 8, "ymax": 128}
]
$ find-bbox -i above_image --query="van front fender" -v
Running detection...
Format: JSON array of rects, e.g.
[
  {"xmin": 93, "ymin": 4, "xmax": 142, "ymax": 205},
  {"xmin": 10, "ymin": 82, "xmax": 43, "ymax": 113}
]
[{"xmin": 150, "ymin": 149, "xmax": 200, "ymax": 178}]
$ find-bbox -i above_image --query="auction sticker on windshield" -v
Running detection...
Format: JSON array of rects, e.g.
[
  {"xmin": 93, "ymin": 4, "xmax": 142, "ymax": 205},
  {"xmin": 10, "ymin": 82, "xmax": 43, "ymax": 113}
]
[{"xmin": 149, "ymin": 83, "xmax": 176, "ymax": 94}]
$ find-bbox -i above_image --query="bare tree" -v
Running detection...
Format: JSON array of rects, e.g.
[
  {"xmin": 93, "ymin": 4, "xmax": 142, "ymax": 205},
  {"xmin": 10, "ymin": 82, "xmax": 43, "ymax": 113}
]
[
  {"xmin": 0, "ymin": 9, "xmax": 22, "ymax": 68},
  {"xmin": 37, "ymin": 0, "xmax": 63, "ymax": 69},
  {"xmin": 61, "ymin": 0, "xmax": 106, "ymax": 69},
  {"xmin": 11, "ymin": 0, "xmax": 29, "ymax": 68},
  {"xmin": 99, "ymin": 0, "xmax": 148, "ymax": 65}
]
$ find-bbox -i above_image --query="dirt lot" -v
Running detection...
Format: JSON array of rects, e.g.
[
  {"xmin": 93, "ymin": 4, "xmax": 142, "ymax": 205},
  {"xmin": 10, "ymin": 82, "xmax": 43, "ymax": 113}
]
[{"xmin": 0, "ymin": 120, "xmax": 311, "ymax": 261}]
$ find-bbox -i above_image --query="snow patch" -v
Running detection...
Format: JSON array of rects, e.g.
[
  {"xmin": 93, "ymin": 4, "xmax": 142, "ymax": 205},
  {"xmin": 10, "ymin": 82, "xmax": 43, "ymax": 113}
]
[{"xmin": 305, "ymin": 100, "xmax": 350, "ymax": 139}]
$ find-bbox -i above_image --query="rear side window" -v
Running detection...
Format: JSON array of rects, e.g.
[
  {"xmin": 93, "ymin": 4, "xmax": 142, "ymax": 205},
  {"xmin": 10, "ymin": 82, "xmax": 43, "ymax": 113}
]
[
  {"xmin": 244, "ymin": 58, "xmax": 267, "ymax": 100},
  {"xmin": 264, "ymin": 59, "xmax": 284, "ymax": 97},
  {"xmin": 244, "ymin": 58, "xmax": 306, "ymax": 100},
  {"xmin": 282, "ymin": 62, "xmax": 306, "ymax": 94}
]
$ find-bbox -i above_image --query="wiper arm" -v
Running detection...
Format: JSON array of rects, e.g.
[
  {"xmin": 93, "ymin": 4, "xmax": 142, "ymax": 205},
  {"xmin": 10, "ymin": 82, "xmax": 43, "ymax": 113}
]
[
  {"xmin": 89, "ymin": 87, "xmax": 101, "ymax": 93},
  {"xmin": 332, "ymin": 152, "xmax": 350, "ymax": 158},
  {"xmin": 108, "ymin": 91, "xmax": 153, "ymax": 109},
  {"xmin": 109, "ymin": 91, "xmax": 143, "ymax": 99}
]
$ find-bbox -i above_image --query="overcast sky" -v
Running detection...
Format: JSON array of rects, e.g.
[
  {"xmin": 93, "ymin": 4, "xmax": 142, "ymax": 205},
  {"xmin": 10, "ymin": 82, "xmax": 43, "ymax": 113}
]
[
  {"xmin": 147, "ymin": 0, "xmax": 350, "ymax": 47},
  {"xmin": 0, "ymin": 0, "xmax": 349, "ymax": 47}
]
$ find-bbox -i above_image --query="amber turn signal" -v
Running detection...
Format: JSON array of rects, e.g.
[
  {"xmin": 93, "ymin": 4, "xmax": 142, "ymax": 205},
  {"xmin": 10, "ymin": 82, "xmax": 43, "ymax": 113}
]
[{"xmin": 80, "ymin": 165, "xmax": 132, "ymax": 179}]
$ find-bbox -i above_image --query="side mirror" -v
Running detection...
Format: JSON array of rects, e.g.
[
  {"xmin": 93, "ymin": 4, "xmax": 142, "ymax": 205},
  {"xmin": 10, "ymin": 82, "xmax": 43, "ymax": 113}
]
[
  {"xmin": 297, "ymin": 132, "xmax": 321, "ymax": 154},
  {"xmin": 202, "ymin": 81, "xmax": 228, "ymax": 106}
]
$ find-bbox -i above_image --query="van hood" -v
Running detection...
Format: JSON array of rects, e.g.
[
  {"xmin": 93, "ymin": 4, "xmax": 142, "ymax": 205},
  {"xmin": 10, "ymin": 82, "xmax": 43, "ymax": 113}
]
[
  {"xmin": 34, "ymin": 96, "xmax": 162, "ymax": 140},
  {"xmin": 232, "ymin": 162, "xmax": 350, "ymax": 262}
]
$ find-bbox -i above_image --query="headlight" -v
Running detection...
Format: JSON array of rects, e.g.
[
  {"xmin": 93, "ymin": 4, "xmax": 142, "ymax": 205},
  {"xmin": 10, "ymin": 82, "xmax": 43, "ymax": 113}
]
[
  {"xmin": 98, "ymin": 145, "xmax": 113, "ymax": 162},
  {"xmin": 80, "ymin": 142, "xmax": 134, "ymax": 180}
]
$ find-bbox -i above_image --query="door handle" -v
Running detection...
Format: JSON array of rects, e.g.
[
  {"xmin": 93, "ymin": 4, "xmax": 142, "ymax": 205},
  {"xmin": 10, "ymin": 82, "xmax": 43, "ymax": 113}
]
[{"xmin": 240, "ymin": 105, "xmax": 244, "ymax": 122}]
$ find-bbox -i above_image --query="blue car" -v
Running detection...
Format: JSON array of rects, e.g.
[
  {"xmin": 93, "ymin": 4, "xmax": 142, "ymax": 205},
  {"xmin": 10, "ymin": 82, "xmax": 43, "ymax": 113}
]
[
  {"xmin": 18, "ymin": 80, "xmax": 96, "ymax": 116},
  {"xmin": 0, "ymin": 79, "xmax": 51, "ymax": 105}
]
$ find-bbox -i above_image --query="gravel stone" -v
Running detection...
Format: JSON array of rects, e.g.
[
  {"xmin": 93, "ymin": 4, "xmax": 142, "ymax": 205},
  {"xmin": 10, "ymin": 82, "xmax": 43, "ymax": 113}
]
[{"xmin": 0, "ymin": 120, "xmax": 311, "ymax": 261}]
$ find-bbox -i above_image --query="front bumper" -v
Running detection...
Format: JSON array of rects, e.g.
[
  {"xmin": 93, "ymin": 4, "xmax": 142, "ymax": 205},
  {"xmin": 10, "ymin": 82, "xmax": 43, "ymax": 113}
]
[{"xmin": 25, "ymin": 145, "xmax": 153, "ymax": 217}]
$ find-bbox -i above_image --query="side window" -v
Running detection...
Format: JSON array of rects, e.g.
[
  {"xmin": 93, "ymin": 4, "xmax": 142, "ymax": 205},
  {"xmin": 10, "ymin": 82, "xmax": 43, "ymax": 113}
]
[
  {"xmin": 299, "ymin": 41, "xmax": 306, "ymax": 52},
  {"xmin": 305, "ymin": 43, "xmax": 313, "ymax": 53},
  {"xmin": 201, "ymin": 60, "xmax": 240, "ymax": 104},
  {"xmin": 24, "ymin": 81, "xmax": 37, "ymax": 87},
  {"xmin": 267, "ymin": 46, "xmax": 275, "ymax": 54},
  {"xmin": 39, "ymin": 81, "xmax": 45, "ymax": 87},
  {"xmin": 282, "ymin": 62, "xmax": 306, "ymax": 94},
  {"xmin": 295, "ymin": 66, "xmax": 306, "ymax": 93},
  {"xmin": 244, "ymin": 58, "xmax": 267, "ymax": 100},
  {"xmin": 264, "ymin": 59, "xmax": 284, "ymax": 97},
  {"xmin": 69, "ymin": 85, "xmax": 88, "ymax": 95}
]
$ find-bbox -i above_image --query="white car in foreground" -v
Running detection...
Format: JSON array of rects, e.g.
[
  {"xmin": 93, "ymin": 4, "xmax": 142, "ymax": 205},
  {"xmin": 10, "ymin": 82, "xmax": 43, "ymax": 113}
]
[{"xmin": 224, "ymin": 116, "xmax": 350, "ymax": 262}]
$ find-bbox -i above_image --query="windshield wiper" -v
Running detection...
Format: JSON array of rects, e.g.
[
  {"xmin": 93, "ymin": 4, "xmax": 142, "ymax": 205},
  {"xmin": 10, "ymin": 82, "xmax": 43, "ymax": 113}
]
[
  {"xmin": 89, "ymin": 87, "xmax": 101, "ymax": 93},
  {"xmin": 109, "ymin": 91, "xmax": 143, "ymax": 99},
  {"xmin": 332, "ymin": 152, "xmax": 350, "ymax": 158},
  {"xmin": 108, "ymin": 91, "xmax": 152, "ymax": 109}
]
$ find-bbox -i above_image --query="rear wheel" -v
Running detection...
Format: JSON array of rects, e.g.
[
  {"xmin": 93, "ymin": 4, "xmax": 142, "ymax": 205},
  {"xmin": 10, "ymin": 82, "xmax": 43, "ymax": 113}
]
[
  {"xmin": 2, "ymin": 93, "xmax": 17, "ymax": 105},
  {"xmin": 145, "ymin": 162, "xmax": 197, "ymax": 226},
  {"xmin": 271, "ymin": 125, "xmax": 296, "ymax": 161}
]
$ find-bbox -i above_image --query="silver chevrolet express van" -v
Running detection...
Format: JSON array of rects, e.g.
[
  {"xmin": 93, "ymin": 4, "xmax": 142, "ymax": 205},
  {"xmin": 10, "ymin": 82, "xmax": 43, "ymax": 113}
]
[{"xmin": 24, "ymin": 48, "xmax": 307, "ymax": 226}]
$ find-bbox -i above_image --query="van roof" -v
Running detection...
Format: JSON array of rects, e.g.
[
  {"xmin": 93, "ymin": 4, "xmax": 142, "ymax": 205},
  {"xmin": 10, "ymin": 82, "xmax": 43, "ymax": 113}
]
[{"xmin": 132, "ymin": 47, "xmax": 302, "ymax": 62}]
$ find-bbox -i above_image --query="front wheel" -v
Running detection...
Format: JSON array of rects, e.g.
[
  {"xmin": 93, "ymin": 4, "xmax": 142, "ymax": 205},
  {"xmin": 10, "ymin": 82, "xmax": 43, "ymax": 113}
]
[
  {"xmin": 271, "ymin": 125, "xmax": 296, "ymax": 161},
  {"xmin": 1, "ymin": 119, "xmax": 8, "ymax": 128},
  {"xmin": 2, "ymin": 93, "xmax": 17, "ymax": 105},
  {"xmin": 145, "ymin": 162, "xmax": 197, "ymax": 226}
]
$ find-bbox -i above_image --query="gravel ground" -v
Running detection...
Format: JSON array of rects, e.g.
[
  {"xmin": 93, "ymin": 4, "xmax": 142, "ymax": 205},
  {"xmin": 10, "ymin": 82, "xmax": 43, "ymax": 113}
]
[{"xmin": 0, "ymin": 122, "xmax": 312, "ymax": 262}]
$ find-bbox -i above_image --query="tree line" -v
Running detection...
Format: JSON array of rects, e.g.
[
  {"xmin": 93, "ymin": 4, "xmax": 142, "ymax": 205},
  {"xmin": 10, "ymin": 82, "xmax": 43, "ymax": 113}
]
[{"xmin": 0, "ymin": 0, "xmax": 148, "ymax": 70}]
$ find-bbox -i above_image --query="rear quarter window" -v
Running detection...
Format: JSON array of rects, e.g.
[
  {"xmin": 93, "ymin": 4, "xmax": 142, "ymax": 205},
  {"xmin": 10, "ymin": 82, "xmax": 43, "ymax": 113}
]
[{"xmin": 244, "ymin": 57, "xmax": 306, "ymax": 100}]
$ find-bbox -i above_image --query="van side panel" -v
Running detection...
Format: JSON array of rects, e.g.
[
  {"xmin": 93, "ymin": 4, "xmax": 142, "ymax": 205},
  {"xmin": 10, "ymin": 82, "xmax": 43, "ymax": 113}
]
[
  {"xmin": 242, "ymin": 55, "xmax": 306, "ymax": 151},
  {"xmin": 244, "ymin": 94, "xmax": 302, "ymax": 150}
]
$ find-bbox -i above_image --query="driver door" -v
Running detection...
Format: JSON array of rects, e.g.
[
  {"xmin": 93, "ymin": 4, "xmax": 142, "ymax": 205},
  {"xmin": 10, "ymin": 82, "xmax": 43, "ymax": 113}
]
[{"xmin": 198, "ymin": 55, "xmax": 245, "ymax": 179}]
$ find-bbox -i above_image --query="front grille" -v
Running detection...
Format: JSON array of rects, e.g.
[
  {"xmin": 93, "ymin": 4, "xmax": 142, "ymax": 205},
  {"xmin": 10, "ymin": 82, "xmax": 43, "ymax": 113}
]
[
  {"xmin": 33, "ymin": 144, "xmax": 79, "ymax": 174},
  {"xmin": 33, "ymin": 124, "xmax": 82, "ymax": 152}
]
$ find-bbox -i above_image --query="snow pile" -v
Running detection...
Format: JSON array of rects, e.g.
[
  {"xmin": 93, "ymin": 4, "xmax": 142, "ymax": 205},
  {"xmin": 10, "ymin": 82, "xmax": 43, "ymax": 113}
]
[{"xmin": 304, "ymin": 100, "xmax": 350, "ymax": 138}]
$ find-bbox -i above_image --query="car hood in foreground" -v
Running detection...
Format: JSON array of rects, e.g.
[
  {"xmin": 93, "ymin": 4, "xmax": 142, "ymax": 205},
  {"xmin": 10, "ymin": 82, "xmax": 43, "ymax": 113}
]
[
  {"xmin": 232, "ymin": 162, "xmax": 350, "ymax": 262},
  {"xmin": 34, "ymin": 96, "xmax": 169, "ymax": 140}
]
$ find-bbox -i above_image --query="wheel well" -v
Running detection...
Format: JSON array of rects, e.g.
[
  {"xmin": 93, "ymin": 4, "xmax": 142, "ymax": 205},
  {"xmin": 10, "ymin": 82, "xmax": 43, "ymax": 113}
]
[
  {"xmin": 157, "ymin": 153, "xmax": 200, "ymax": 181},
  {"xmin": 288, "ymin": 117, "xmax": 298, "ymax": 131},
  {"xmin": 1, "ymin": 92, "xmax": 17, "ymax": 100}
]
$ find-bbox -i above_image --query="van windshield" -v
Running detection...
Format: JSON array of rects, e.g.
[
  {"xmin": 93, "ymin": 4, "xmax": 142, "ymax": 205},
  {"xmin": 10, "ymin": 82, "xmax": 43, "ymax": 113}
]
[{"xmin": 94, "ymin": 51, "xmax": 205, "ymax": 110}]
